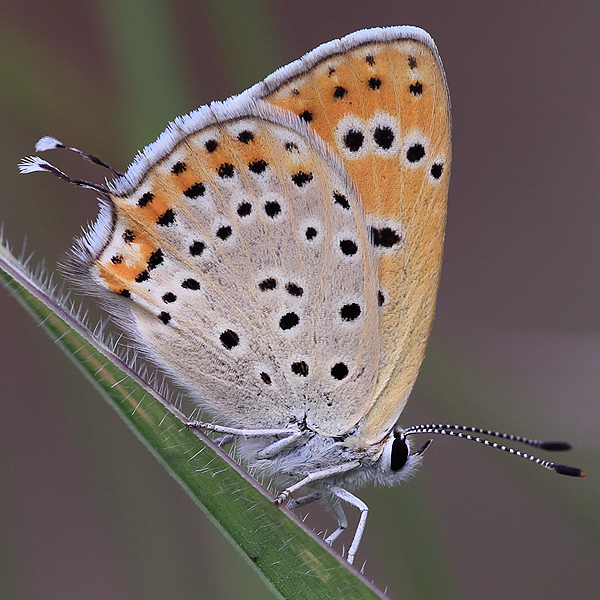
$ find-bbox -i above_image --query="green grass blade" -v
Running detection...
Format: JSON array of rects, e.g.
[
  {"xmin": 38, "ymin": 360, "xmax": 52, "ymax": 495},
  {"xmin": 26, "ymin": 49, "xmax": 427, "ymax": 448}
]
[{"xmin": 0, "ymin": 240, "xmax": 394, "ymax": 600}]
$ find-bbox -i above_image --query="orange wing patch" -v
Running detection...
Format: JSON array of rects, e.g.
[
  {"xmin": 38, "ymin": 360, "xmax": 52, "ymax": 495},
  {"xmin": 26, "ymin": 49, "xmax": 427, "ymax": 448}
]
[{"xmin": 261, "ymin": 38, "xmax": 451, "ymax": 444}]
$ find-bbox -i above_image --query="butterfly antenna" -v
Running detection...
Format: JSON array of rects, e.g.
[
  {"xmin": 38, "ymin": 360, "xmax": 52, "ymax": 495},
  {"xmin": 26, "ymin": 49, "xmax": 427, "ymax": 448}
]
[
  {"xmin": 34, "ymin": 136, "xmax": 124, "ymax": 177},
  {"xmin": 18, "ymin": 156, "xmax": 111, "ymax": 197},
  {"xmin": 401, "ymin": 424, "xmax": 585, "ymax": 477}
]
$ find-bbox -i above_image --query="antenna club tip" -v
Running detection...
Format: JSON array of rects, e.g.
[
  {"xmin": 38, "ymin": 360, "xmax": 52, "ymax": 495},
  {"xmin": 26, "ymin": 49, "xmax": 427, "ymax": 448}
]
[
  {"xmin": 555, "ymin": 465, "xmax": 585, "ymax": 478},
  {"xmin": 540, "ymin": 441, "xmax": 572, "ymax": 451}
]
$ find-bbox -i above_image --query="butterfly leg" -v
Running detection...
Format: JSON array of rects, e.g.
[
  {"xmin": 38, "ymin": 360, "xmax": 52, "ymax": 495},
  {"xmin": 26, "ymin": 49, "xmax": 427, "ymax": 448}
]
[
  {"xmin": 286, "ymin": 491, "xmax": 322, "ymax": 511},
  {"xmin": 187, "ymin": 420, "xmax": 300, "ymax": 438},
  {"xmin": 274, "ymin": 460, "xmax": 361, "ymax": 505},
  {"xmin": 326, "ymin": 485, "xmax": 368, "ymax": 565},
  {"xmin": 214, "ymin": 434, "xmax": 236, "ymax": 446},
  {"xmin": 257, "ymin": 431, "xmax": 304, "ymax": 459},
  {"xmin": 187, "ymin": 421, "xmax": 304, "ymax": 458},
  {"xmin": 323, "ymin": 494, "xmax": 348, "ymax": 546}
]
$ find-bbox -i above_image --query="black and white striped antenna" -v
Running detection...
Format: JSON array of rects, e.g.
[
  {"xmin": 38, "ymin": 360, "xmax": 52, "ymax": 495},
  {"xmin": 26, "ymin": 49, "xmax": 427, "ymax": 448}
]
[
  {"xmin": 18, "ymin": 136, "xmax": 123, "ymax": 195},
  {"xmin": 399, "ymin": 424, "xmax": 584, "ymax": 477}
]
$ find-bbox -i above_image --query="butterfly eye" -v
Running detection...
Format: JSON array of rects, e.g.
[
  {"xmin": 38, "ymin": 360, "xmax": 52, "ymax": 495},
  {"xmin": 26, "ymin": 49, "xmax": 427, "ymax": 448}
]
[{"xmin": 390, "ymin": 435, "xmax": 409, "ymax": 472}]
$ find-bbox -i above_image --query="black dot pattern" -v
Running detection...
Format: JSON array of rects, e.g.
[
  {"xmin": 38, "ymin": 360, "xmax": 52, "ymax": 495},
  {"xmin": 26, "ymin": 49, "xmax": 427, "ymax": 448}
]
[
  {"xmin": 408, "ymin": 55, "xmax": 417, "ymax": 68},
  {"xmin": 331, "ymin": 362, "xmax": 348, "ymax": 380},
  {"xmin": 189, "ymin": 241, "xmax": 205, "ymax": 256},
  {"xmin": 109, "ymin": 117, "xmax": 394, "ymax": 397},
  {"xmin": 333, "ymin": 191, "xmax": 350, "ymax": 210},
  {"xmin": 237, "ymin": 130, "xmax": 254, "ymax": 143},
  {"xmin": 431, "ymin": 163, "xmax": 444, "ymax": 179},
  {"xmin": 138, "ymin": 191, "xmax": 154, "ymax": 207},
  {"xmin": 111, "ymin": 255, "xmax": 123, "ymax": 264},
  {"xmin": 291, "ymin": 361, "xmax": 309, "ymax": 376},
  {"xmin": 249, "ymin": 160, "xmax": 267, "ymax": 174},
  {"xmin": 370, "ymin": 227, "xmax": 402, "ymax": 248},
  {"xmin": 183, "ymin": 182, "xmax": 205, "ymax": 198},
  {"xmin": 171, "ymin": 161, "xmax": 186, "ymax": 174},
  {"xmin": 409, "ymin": 82, "xmax": 423, "ymax": 96},
  {"xmin": 181, "ymin": 278, "xmax": 200, "ymax": 290},
  {"xmin": 291, "ymin": 171, "xmax": 313, "ymax": 187},
  {"xmin": 343, "ymin": 129, "xmax": 364, "ymax": 152},
  {"xmin": 259, "ymin": 278, "xmax": 277, "ymax": 291},
  {"xmin": 216, "ymin": 225, "xmax": 232, "ymax": 240},
  {"xmin": 217, "ymin": 163, "xmax": 235, "ymax": 178},
  {"xmin": 220, "ymin": 329, "xmax": 239, "ymax": 350},
  {"xmin": 333, "ymin": 86, "xmax": 347, "ymax": 99},
  {"xmin": 102, "ymin": 63, "xmax": 448, "ymax": 425},
  {"xmin": 373, "ymin": 126, "xmax": 394, "ymax": 150},
  {"xmin": 147, "ymin": 248, "xmax": 164, "ymax": 269},
  {"xmin": 340, "ymin": 239, "xmax": 358, "ymax": 256},
  {"xmin": 406, "ymin": 143, "xmax": 426, "ymax": 163},
  {"xmin": 341, "ymin": 303, "xmax": 361, "ymax": 321},
  {"xmin": 279, "ymin": 312, "xmax": 299, "ymax": 330},
  {"xmin": 157, "ymin": 209, "xmax": 175, "ymax": 226},
  {"xmin": 237, "ymin": 202, "xmax": 252, "ymax": 217},
  {"xmin": 285, "ymin": 282, "xmax": 304, "ymax": 297},
  {"xmin": 264, "ymin": 201, "xmax": 281, "ymax": 217}
]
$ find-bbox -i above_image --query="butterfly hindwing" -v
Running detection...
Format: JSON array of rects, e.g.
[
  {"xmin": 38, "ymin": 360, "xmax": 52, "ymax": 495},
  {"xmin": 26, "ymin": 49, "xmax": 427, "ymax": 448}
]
[{"xmin": 87, "ymin": 104, "xmax": 380, "ymax": 434}]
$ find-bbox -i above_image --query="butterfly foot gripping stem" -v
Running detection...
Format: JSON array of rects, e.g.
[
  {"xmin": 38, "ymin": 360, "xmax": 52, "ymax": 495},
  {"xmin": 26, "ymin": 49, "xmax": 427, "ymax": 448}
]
[{"xmin": 274, "ymin": 489, "xmax": 292, "ymax": 505}]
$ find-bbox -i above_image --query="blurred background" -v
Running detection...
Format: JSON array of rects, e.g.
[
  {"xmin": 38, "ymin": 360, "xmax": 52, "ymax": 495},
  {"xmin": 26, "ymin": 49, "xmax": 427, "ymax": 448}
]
[{"xmin": 0, "ymin": 1, "xmax": 598, "ymax": 599}]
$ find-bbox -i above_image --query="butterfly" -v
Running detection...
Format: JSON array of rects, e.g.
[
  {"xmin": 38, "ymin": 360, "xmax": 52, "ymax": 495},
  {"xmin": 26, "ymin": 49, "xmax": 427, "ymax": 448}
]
[{"xmin": 20, "ymin": 25, "xmax": 582, "ymax": 565}]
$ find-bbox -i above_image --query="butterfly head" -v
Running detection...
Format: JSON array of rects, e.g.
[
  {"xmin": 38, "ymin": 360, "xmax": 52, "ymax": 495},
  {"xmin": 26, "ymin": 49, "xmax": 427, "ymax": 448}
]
[{"xmin": 361, "ymin": 428, "xmax": 432, "ymax": 489}]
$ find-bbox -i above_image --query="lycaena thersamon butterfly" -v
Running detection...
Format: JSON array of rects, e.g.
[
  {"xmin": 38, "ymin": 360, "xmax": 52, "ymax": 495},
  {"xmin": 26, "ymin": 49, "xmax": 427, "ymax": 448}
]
[{"xmin": 18, "ymin": 25, "xmax": 584, "ymax": 565}]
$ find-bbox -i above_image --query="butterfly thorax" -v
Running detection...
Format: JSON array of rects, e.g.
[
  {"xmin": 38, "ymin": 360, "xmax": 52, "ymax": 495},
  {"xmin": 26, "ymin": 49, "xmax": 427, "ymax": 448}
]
[{"xmin": 238, "ymin": 425, "xmax": 423, "ymax": 492}]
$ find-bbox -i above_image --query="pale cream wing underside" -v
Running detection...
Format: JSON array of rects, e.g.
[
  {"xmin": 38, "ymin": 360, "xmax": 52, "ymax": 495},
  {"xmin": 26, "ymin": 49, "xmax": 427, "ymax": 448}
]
[{"xmin": 90, "ymin": 105, "xmax": 380, "ymax": 435}]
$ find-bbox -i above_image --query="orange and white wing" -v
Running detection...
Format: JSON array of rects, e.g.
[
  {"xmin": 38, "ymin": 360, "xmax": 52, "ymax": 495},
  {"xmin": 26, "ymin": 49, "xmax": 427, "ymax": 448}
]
[
  {"xmin": 72, "ymin": 101, "xmax": 381, "ymax": 435},
  {"xmin": 252, "ymin": 26, "xmax": 451, "ymax": 444}
]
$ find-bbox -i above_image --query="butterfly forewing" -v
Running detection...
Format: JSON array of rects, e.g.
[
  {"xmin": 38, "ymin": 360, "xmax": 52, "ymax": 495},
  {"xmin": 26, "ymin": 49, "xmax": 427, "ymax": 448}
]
[{"xmin": 255, "ymin": 29, "xmax": 451, "ymax": 444}]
